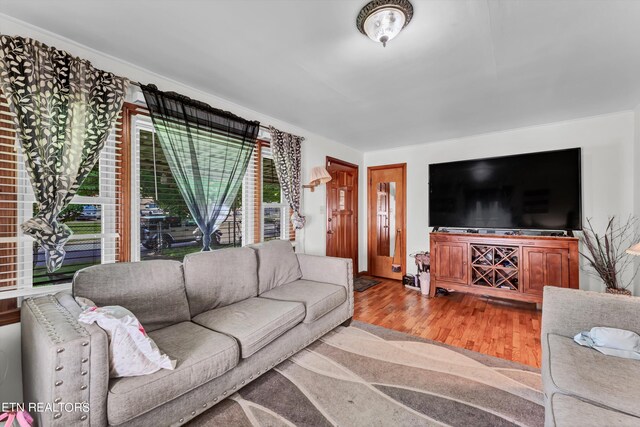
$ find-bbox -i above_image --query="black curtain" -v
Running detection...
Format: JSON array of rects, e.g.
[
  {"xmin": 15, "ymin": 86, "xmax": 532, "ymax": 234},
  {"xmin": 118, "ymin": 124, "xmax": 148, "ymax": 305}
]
[{"xmin": 141, "ymin": 84, "xmax": 259, "ymax": 250}]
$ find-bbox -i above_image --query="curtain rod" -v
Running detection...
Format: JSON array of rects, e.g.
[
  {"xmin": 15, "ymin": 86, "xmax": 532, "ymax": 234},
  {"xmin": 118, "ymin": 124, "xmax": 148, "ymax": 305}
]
[{"xmin": 129, "ymin": 81, "xmax": 279, "ymax": 136}]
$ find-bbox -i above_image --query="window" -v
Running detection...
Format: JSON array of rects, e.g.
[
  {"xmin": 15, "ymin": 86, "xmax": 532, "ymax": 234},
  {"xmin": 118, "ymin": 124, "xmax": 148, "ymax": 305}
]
[
  {"xmin": 26, "ymin": 124, "xmax": 121, "ymax": 287},
  {"xmin": 262, "ymin": 152, "xmax": 288, "ymax": 241},
  {"xmin": 131, "ymin": 114, "xmax": 244, "ymax": 263},
  {"xmin": 242, "ymin": 140, "xmax": 293, "ymax": 245},
  {"xmin": 0, "ymin": 91, "xmax": 293, "ymax": 325},
  {"xmin": 130, "ymin": 113, "xmax": 290, "ymax": 257},
  {"xmin": 131, "ymin": 110, "xmax": 290, "ymax": 261},
  {"xmin": 0, "ymin": 91, "xmax": 123, "ymax": 322},
  {"xmin": 0, "ymin": 92, "xmax": 19, "ymax": 323},
  {"xmin": 137, "ymin": 125, "xmax": 205, "ymax": 261}
]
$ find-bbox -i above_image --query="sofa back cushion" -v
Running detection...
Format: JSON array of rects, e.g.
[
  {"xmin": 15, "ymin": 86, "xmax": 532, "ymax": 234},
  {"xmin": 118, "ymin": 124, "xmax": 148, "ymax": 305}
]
[
  {"xmin": 183, "ymin": 247, "xmax": 258, "ymax": 316},
  {"xmin": 249, "ymin": 240, "xmax": 302, "ymax": 294},
  {"xmin": 72, "ymin": 260, "xmax": 190, "ymax": 333}
]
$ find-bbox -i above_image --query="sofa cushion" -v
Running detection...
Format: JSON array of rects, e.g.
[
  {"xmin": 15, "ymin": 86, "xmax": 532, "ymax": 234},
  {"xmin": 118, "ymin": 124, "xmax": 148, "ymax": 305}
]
[
  {"xmin": 183, "ymin": 247, "xmax": 258, "ymax": 316},
  {"xmin": 107, "ymin": 321, "xmax": 239, "ymax": 426},
  {"xmin": 548, "ymin": 393, "xmax": 640, "ymax": 427},
  {"xmin": 193, "ymin": 297, "xmax": 305, "ymax": 358},
  {"xmin": 547, "ymin": 333, "xmax": 640, "ymax": 418},
  {"xmin": 249, "ymin": 240, "xmax": 302, "ymax": 293},
  {"xmin": 261, "ymin": 279, "xmax": 347, "ymax": 323},
  {"xmin": 73, "ymin": 260, "xmax": 190, "ymax": 332}
]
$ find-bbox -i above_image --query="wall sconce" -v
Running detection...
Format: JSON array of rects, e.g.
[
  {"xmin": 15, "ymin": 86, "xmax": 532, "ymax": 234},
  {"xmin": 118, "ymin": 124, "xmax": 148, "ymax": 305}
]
[
  {"xmin": 626, "ymin": 242, "xmax": 640, "ymax": 255},
  {"xmin": 303, "ymin": 166, "xmax": 332, "ymax": 192}
]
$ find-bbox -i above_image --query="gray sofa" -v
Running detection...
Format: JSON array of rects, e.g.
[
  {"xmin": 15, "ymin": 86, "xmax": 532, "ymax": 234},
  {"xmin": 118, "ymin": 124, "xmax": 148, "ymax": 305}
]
[
  {"xmin": 21, "ymin": 240, "xmax": 353, "ymax": 426},
  {"xmin": 541, "ymin": 286, "xmax": 640, "ymax": 426}
]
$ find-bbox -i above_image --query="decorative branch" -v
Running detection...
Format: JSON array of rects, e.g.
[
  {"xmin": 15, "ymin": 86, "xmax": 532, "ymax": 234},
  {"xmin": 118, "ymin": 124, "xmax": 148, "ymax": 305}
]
[{"xmin": 579, "ymin": 216, "xmax": 640, "ymax": 291}]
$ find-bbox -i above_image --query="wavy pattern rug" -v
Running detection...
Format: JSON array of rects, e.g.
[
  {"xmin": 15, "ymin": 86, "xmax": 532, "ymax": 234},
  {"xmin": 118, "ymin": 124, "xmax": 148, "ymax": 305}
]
[{"xmin": 188, "ymin": 321, "xmax": 544, "ymax": 426}]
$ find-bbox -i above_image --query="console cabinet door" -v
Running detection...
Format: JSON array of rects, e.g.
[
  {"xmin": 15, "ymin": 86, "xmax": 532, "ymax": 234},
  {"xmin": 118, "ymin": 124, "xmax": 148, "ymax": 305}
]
[
  {"xmin": 522, "ymin": 247, "xmax": 570, "ymax": 295},
  {"xmin": 434, "ymin": 241, "xmax": 468, "ymax": 284}
]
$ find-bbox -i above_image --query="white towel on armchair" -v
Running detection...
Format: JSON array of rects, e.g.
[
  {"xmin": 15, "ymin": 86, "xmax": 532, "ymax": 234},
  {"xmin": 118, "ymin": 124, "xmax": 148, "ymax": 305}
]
[{"xmin": 574, "ymin": 326, "xmax": 640, "ymax": 360}]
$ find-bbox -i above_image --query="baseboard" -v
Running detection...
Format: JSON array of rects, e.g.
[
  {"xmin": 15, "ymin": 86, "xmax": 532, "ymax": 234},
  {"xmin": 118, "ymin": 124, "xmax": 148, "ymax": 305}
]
[{"xmin": 357, "ymin": 270, "xmax": 369, "ymax": 277}]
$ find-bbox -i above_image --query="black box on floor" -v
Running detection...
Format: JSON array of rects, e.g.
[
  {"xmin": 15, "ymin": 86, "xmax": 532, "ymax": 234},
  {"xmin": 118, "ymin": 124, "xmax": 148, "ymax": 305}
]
[{"xmin": 402, "ymin": 274, "xmax": 415, "ymax": 287}]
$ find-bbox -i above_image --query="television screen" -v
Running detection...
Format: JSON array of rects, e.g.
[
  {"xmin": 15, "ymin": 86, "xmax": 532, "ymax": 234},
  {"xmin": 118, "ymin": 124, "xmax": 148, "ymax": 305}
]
[{"xmin": 428, "ymin": 148, "xmax": 582, "ymax": 230}]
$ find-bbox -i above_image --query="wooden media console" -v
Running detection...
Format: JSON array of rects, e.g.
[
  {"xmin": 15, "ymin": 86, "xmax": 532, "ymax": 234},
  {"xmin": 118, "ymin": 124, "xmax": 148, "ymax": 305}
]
[{"xmin": 429, "ymin": 232, "xmax": 579, "ymax": 303}]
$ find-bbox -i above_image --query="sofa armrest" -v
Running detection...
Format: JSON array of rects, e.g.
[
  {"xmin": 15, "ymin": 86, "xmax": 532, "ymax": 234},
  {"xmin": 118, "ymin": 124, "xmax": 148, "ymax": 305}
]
[
  {"xmin": 21, "ymin": 292, "xmax": 109, "ymax": 427},
  {"xmin": 542, "ymin": 286, "xmax": 640, "ymax": 339},
  {"xmin": 296, "ymin": 254, "xmax": 353, "ymax": 290},
  {"xmin": 296, "ymin": 254, "xmax": 354, "ymax": 315}
]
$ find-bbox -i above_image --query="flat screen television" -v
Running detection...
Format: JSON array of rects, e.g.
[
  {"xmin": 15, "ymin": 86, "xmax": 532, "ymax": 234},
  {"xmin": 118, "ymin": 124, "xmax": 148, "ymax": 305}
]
[{"xmin": 428, "ymin": 148, "xmax": 582, "ymax": 231}]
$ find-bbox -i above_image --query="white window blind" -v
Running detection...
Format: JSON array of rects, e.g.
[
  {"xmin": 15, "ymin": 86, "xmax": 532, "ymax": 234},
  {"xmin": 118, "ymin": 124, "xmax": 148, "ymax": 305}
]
[{"xmin": 0, "ymin": 91, "xmax": 123, "ymax": 301}]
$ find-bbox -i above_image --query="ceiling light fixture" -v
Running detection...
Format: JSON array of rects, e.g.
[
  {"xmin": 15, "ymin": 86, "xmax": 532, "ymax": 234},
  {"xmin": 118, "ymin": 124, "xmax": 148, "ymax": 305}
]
[{"xmin": 356, "ymin": 0, "xmax": 414, "ymax": 47}]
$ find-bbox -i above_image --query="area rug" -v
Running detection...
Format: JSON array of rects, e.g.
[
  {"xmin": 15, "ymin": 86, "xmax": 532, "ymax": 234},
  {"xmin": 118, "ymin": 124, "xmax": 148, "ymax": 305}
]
[
  {"xmin": 187, "ymin": 321, "xmax": 544, "ymax": 426},
  {"xmin": 353, "ymin": 276, "xmax": 382, "ymax": 292}
]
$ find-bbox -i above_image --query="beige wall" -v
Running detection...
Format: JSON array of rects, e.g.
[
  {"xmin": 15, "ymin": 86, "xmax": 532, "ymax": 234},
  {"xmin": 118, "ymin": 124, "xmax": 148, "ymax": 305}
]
[{"xmin": 363, "ymin": 111, "xmax": 638, "ymax": 294}]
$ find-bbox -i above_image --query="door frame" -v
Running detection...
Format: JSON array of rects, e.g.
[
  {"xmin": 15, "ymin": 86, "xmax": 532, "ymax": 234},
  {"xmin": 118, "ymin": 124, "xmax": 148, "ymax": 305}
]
[
  {"xmin": 367, "ymin": 163, "xmax": 407, "ymax": 278},
  {"xmin": 325, "ymin": 156, "xmax": 359, "ymax": 270}
]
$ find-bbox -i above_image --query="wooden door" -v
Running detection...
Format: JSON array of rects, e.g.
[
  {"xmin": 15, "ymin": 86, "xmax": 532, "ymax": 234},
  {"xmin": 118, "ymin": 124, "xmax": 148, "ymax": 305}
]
[
  {"xmin": 522, "ymin": 247, "xmax": 570, "ymax": 295},
  {"xmin": 368, "ymin": 164, "xmax": 406, "ymax": 279},
  {"xmin": 326, "ymin": 157, "xmax": 358, "ymax": 272},
  {"xmin": 433, "ymin": 241, "xmax": 468, "ymax": 284}
]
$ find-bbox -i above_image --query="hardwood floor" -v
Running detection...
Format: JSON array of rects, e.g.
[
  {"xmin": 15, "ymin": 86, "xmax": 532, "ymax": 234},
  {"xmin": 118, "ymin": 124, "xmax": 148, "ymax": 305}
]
[{"xmin": 353, "ymin": 278, "xmax": 542, "ymax": 367}]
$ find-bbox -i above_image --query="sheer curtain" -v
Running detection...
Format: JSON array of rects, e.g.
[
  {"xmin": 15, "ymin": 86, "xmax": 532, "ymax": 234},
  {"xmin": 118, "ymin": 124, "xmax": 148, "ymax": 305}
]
[
  {"xmin": 141, "ymin": 84, "xmax": 259, "ymax": 250},
  {"xmin": 0, "ymin": 36, "xmax": 128, "ymax": 271}
]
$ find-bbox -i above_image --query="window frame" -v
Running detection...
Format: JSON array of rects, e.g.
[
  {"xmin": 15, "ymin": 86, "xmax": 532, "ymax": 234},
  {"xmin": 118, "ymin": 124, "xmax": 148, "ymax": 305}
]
[
  {"xmin": 7, "ymin": 131, "xmax": 121, "ymax": 296},
  {"xmin": 0, "ymin": 100, "xmax": 295, "ymax": 325},
  {"xmin": 241, "ymin": 138, "xmax": 294, "ymax": 245},
  {"xmin": 0, "ymin": 108, "xmax": 126, "ymax": 305},
  {"xmin": 130, "ymin": 112, "xmax": 154, "ymax": 262},
  {"xmin": 260, "ymin": 145, "xmax": 289, "ymax": 242},
  {"xmin": 129, "ymin": 105, "xmax": 249, "ymax": 260}
]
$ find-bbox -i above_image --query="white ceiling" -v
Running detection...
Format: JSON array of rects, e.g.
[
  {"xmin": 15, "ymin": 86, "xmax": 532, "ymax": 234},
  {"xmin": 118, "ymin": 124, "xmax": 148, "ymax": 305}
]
[{"xmin": 1, "ymin": 0, "xmax": 640, "ymax": 151}]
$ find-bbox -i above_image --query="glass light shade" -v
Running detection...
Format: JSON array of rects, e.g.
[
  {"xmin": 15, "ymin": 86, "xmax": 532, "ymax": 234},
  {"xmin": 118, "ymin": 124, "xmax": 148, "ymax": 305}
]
[
  {"xmin": 363, "ymin": 7, "xmax": 407, "ymax": 47},
  {"xmin": 308, "ymin": 166, "xmax": 332, "ymax": 187},
  {"xmin": 626, "ymin": 242, "xmax": 640, "ymax": 256}
]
